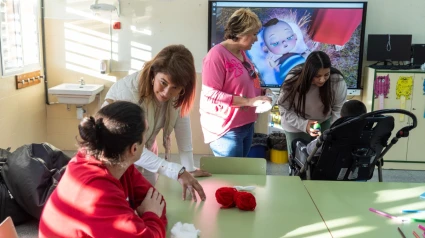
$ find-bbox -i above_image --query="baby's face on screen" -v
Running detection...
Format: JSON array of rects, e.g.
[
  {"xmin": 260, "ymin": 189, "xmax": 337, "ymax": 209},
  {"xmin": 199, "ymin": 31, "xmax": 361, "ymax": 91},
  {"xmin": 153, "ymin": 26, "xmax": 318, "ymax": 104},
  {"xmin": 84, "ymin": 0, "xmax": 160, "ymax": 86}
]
[{"xmin": 263, "ymin": 21, "xmax": 297, "ymax": 55}]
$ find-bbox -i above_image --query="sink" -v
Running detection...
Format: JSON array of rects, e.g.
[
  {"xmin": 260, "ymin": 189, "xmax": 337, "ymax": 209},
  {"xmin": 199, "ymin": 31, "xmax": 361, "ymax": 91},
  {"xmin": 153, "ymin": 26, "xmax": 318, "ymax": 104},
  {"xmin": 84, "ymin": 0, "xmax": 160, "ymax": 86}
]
[{"xmin": 48, "ymin": 83, "xmax": 105, "ymax": 105}]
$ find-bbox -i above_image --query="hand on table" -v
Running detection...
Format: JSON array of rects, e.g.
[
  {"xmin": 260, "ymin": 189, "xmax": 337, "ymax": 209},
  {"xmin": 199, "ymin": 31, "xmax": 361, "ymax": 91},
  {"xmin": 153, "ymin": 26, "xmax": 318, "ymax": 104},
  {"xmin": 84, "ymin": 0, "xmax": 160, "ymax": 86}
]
[
  {"xmin": 190, "ymin": 168, "xmax": 212, "ymax": 177},
  {"xmin": 137, "ymin": 188, "xmax": 165, "ymax": 218},
  {"xmin": 178, "ymin": 171, "xmax": 206, "ymax": 202}
]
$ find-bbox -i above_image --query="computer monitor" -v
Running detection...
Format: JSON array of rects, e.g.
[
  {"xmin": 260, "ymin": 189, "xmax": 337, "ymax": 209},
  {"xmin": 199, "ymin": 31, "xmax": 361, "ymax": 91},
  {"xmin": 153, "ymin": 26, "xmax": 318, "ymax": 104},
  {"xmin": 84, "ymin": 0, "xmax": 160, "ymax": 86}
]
[
  {"xmin": 367, "ymin": 34, "xmax": 412, "ymax": 62},
  {"xmin": 412, "ymin": 44, "xmax": 425, "ymax": 67}
]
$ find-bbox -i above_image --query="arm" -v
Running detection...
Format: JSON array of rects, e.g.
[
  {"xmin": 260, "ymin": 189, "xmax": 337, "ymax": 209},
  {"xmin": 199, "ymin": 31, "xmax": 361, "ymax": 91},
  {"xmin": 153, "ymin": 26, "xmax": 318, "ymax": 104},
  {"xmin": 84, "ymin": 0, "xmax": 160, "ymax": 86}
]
[
  {"xmin": 281, "ymin": 108, "xmax": 309, "ymax": 133},
  {"xmin": 202, "ymin": 59, "xmax": 267, "ymax": 109},
  {"xmin": 134, "ymin": 149, "xmax": 183, "ymax": 180},
  {"xmin": 174, "ymin": 116, "xmax": 211, "ymax": 177},
  {"xmin": 81, "ymin": 178, "xmax": 165, "ymax": 238},
  {"xmin": 331, "ymin": 77, "xmax": 348, "ymax": 123},
  {"xmin": 174, "ymin": 115, "xmax": 196, "ymax": 172},
  {"xmin": 201, "ymin": 59, "xmax": 235, "ymax": 110},
  {"xmin": 134, "ymin": 149, "xmax": 207, "ymax": 201},
  {"xmin": 277, "ymin": 93, "xmax": 309, "ymax": 133},
  {"xmin": 129, "ymin": 165, "xmax": 167, "ymax": 226}
]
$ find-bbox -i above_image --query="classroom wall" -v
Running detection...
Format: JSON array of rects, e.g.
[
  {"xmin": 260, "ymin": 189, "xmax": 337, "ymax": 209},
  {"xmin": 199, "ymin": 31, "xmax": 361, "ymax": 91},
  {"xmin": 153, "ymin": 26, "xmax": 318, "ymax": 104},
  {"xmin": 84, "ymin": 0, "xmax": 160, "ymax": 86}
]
[
  {"xmin": 43, "ymin": 0, "xmax": 425, "ymax": 154},
  {"xmin": 0, "ymin": 5, "xmax": 47, "ymax": 150},
  {"xmin": 0, "ymin": 77, "xmax": 46, "ymax": 150}
]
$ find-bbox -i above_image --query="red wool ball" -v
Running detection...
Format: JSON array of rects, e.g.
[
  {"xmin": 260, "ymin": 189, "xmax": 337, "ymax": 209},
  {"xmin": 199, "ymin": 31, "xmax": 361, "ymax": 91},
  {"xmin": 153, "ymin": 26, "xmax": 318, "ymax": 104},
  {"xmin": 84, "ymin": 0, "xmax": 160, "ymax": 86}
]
[
  {"xmin": 235, "ymin": 192, "xmax": 256, "ymax": 211},
  {"xmin": 215, "ymin": 187, "xmax": 238, "ymax": 208}
]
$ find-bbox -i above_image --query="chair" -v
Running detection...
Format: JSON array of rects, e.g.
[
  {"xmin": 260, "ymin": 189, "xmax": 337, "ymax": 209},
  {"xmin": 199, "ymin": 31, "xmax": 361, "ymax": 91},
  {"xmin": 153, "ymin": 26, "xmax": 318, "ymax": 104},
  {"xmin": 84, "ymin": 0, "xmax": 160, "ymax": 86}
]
[
  {"xmin": 200, "ymin": 156, "xmax": 266, "ymax": 175},
  {"xmin": 0, "ymin": 217, "xmax": 19, "ymax": 238},
  {"xmin": 290, "ymin": 109, "xmax": 417, "ymax": 182}
]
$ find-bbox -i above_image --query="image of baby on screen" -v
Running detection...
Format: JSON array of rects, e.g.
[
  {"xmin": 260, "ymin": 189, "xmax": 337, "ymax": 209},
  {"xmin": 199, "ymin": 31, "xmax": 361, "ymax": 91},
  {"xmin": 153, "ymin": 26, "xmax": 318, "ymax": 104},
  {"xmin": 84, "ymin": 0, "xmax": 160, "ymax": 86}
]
[
  {"xmin": 246, "ymin": 15, "xmax": 314, "ymax": 86},
  {"xmin": 262, "ymin": 18, "xmax": 311, "ymax": 79}
]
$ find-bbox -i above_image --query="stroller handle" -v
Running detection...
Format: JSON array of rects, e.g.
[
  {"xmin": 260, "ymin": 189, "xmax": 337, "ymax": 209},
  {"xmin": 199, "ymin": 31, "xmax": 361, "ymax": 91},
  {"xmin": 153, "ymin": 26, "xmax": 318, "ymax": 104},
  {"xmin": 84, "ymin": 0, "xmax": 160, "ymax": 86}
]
[{"xmin": 327, "ymin": 109, "xmax": 417, "ymax": 138}]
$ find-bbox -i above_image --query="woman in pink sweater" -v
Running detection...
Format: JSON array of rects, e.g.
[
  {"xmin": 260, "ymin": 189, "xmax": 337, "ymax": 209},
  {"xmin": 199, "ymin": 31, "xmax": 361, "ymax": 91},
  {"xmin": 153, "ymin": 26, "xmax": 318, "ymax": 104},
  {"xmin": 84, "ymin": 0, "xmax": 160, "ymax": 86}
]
[{"xmin": 200, "ymin": 8, "xmax": 272, "ymax": 157}]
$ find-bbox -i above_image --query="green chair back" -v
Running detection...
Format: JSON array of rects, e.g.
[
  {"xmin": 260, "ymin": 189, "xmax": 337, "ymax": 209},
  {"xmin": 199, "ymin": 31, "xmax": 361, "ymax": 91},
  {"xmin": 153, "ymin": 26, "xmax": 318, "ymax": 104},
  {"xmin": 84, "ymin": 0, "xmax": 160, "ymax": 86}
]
[{"xmin": 200, "ymin": 156, "xmax": 266, "ymax": 175}]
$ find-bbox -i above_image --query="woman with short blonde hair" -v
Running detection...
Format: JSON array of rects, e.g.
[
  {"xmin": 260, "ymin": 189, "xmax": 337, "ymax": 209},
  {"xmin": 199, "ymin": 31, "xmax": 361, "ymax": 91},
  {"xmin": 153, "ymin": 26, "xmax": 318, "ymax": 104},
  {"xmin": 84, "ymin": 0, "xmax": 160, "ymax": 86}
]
[{"xmin": 200, "ymin": 8, "xmax": 273, "ymax": 157}]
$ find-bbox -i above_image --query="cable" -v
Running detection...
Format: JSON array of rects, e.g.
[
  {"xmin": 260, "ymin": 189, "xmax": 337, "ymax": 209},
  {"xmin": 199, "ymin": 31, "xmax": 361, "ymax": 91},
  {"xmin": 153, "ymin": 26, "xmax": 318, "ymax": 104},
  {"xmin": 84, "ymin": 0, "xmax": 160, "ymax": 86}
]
[{"xmin": 386, "ymin": 35, "xmax": 391, "ymax": 51}]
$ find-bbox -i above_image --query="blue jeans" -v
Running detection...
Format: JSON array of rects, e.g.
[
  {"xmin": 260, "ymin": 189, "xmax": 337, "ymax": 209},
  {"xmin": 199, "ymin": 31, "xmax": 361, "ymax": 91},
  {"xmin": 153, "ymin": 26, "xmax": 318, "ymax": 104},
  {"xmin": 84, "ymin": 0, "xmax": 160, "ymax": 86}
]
[{"xmin": 209, "ymin": 123, "xmax": 255, "ymax": 157}]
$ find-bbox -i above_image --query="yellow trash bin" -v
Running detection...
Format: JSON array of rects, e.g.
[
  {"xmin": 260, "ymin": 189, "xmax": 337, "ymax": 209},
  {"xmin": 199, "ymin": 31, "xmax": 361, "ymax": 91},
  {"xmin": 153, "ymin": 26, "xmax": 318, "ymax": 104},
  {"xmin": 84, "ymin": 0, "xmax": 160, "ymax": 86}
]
[{"xmin": 270, "ymin": 149, "xmax": 288, "ymax": 164}]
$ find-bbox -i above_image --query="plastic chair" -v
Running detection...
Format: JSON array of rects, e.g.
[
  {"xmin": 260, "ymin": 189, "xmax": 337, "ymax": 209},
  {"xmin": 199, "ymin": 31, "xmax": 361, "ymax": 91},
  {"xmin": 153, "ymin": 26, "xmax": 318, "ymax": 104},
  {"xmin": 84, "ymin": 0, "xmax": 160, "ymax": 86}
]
[
  {"xmin": 0, "ymin": 217, "xmax": 19, "ymax": 238},
  {"xmin": 200, "ymin": 156, "xmax": 266, "ymax": 175}
]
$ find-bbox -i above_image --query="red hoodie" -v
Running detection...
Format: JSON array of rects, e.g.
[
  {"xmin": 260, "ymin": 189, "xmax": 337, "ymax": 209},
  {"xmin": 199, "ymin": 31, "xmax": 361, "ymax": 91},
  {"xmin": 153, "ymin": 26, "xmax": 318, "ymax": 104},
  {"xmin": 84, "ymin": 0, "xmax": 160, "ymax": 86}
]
[{"xmin": 39, "ymin": 150, "xmax": 167, "ymax": 238}]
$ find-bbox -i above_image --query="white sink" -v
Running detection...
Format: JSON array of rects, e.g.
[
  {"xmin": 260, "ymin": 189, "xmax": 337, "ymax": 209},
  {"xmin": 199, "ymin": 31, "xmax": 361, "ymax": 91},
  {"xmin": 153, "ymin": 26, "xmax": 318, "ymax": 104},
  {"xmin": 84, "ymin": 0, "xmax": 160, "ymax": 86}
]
[{"xmin": 48, "ymin": 83, "xmax": 105, "ymax": 105}]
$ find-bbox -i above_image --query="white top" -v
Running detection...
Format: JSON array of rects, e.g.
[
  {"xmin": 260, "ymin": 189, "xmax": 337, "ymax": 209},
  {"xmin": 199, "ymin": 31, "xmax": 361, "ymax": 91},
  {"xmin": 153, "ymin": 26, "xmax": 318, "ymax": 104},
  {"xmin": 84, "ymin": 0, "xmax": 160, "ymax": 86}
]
[{"xmin": 102, "ymin": 71, "xmax": 196, "ymax": 180}]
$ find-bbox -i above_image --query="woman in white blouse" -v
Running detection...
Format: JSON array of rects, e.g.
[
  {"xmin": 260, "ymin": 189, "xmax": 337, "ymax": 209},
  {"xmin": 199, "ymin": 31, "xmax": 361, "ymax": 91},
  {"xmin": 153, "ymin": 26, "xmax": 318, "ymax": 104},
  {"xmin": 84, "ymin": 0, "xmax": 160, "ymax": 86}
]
[{"xmin": 103, "ymin": 45, "xmax": 211, "ymax": 201}]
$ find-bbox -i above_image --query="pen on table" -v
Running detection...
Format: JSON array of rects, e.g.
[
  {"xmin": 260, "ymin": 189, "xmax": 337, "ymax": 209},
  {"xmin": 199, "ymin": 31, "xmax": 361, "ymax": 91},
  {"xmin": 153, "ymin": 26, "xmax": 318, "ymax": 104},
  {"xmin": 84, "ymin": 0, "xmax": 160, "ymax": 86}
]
[
  {"xmin": 413, "ymin": 230, "xmax": 420, "ymax": 238},
  {"xmin": 402, "ymin": 210, "xmax": 425, "ymax": 213},
  {"xmin": 413, "ymin": 218, "xmax": 425, "ymax": 223},
  {"xmin": 397, "ymin": 227, "xmax": 406, "ymax": 238},
  {"xmin": 369, "ymin": 208, "xmax": 407, "ymax": 222},
  {"xmin": 418, "ymin": 224, "xmax": 425, "ymax": 231}
]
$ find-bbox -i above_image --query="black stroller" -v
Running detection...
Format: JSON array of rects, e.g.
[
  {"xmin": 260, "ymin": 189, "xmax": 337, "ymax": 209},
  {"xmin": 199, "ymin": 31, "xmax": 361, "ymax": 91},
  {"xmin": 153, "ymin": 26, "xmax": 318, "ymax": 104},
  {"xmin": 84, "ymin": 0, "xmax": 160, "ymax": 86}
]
[{"xmin": 289, "ymin": 109, "xmax": 417, "ymax": 182}]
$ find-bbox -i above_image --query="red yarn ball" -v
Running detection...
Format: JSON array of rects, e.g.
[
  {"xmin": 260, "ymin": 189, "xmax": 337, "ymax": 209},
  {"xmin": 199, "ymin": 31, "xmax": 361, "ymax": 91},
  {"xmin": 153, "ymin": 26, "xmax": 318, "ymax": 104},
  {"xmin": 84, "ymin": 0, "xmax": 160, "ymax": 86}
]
[
  {"xmin": 235, "ymin": 192, "xmax": 256, "ymax": 211},
  {"xmin": 215, "ymin": 187, "xmax": 238, "ymax": 208}
]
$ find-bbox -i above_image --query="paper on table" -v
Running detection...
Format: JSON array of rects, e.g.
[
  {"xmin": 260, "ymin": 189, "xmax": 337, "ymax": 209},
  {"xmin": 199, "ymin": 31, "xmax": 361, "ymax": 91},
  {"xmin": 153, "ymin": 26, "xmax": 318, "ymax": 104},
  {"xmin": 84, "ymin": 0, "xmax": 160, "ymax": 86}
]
[
  {"xmin": 171, "ymin": 222, "xmax": 200, "ymax": 238},
  {"xmin": 233, "ymin": 186, "xmax": 256, "ymax": 191}
]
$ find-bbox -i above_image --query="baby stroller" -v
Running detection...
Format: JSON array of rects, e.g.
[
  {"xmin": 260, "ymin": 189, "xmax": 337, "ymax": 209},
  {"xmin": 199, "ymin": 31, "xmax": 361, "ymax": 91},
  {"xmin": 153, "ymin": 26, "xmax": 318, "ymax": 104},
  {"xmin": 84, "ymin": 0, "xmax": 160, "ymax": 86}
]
[{"xmin": 289, "ymin": 109, "xmax": 417, "ymax": 182}]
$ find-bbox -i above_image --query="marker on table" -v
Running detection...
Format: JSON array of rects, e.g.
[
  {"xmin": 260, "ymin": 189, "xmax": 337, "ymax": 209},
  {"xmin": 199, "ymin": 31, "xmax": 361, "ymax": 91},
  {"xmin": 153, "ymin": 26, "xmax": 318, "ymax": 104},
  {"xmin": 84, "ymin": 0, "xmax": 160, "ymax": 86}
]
[
  {"xmin": 412, "ymin": 218, "xmax": 425, "ymax": 223},
  {"xmin": 413, "ymin": 230, "xmax": 420, "ymax": 238},
  {"xmin": 402, "ymin": 210, "xmax": 425, "ymax": 213},
  {"xmin": 418, "ymin": 224, "xmax": 425, "ymax": 232},
  {"xmin": 369, "ymin": 208, "xmax": 408, "ymax": 222},
  {"xmin": 397, "ymin": 227, "xmax": 406, "ymax": 238}
]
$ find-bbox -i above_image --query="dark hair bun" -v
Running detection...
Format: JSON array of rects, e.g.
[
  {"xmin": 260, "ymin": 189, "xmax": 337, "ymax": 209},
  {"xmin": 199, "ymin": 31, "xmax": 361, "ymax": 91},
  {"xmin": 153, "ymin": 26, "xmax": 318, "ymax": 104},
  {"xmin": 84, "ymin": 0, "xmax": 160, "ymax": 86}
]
[
  {"xmin": 78, "ymin": 116, "xmax": 105, "ymax": 151},
  {"xmin": 77, "ymin": 101, "xmax": 146, "ymax": 164}
]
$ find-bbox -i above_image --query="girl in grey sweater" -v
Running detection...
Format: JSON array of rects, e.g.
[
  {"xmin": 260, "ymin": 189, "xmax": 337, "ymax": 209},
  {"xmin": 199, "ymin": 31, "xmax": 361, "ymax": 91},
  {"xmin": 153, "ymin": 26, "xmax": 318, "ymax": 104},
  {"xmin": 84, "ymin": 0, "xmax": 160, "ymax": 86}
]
[{"xmin": 277, "ymin": 51, "xmax": 347, "ymax": 155}]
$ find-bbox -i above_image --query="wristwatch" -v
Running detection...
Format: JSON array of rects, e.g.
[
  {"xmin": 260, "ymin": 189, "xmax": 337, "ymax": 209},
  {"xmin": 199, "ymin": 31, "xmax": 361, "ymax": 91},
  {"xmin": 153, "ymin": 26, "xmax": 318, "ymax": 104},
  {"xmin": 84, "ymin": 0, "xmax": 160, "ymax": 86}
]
[{"xmin": 178, "ymin": 166, "xmax": 186, "ymax": 178}]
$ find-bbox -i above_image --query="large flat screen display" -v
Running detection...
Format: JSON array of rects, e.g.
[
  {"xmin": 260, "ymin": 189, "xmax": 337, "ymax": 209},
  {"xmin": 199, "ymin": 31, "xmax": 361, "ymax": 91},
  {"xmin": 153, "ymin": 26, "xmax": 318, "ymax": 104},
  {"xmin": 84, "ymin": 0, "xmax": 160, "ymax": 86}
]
[{"xmin": 208, "ymin": 1, "xmax": 368, "ymax": 89}]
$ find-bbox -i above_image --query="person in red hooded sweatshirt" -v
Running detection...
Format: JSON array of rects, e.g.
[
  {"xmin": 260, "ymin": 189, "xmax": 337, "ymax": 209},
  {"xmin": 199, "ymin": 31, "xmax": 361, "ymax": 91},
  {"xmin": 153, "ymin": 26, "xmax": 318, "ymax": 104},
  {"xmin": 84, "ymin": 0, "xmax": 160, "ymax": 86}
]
[{"xmin": 39, "ymin": 101, "xmax": 167, "ymax": 238}]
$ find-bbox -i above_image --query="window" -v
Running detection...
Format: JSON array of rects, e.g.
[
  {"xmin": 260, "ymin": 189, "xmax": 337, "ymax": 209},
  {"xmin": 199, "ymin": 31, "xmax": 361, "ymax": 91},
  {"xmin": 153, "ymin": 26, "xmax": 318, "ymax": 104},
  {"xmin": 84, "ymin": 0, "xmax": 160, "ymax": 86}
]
[{"xmin": 0, "ymin": 0, "xmax": 40, "ymax": 76}]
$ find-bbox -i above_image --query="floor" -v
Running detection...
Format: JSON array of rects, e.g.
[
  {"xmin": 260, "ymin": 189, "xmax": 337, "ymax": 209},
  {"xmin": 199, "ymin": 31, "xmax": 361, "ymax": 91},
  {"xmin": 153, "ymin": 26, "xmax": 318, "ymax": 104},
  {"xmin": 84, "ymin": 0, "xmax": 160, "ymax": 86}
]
[{"xmin": 14, "ymin": 152, "xmax": 425, "ymax": 237}]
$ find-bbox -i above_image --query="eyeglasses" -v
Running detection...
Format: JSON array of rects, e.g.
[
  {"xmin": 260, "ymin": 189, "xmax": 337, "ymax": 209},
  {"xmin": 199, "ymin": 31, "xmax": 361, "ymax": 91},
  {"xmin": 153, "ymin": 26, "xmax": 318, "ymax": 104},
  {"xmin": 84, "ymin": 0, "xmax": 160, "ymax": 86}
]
[{"xmin": 242, "ymin": 61, "xmax": 257, "ymax": 79}]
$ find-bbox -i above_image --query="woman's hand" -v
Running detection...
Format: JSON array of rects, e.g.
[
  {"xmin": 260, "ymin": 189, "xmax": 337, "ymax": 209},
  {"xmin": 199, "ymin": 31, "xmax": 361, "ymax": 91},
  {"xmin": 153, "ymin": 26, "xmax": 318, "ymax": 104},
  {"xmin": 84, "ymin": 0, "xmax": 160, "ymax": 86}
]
[
  {"xmin": 250, "ymin": 96, "xmax": 272, "ymax": 107},
  {"xmin": 190, "ymin": 168, "xmax": 212, "ymax": 177},
  {"xmin": 178, "ymin": 171, "xmax": 206, "ymax": 202},
  {"xmin": 136, "ymin": 188, "xmax": 165, "ymax": 218},
  {"xmin": 306, "ymin": 120, "xmax": 320, "ymax": 137}
]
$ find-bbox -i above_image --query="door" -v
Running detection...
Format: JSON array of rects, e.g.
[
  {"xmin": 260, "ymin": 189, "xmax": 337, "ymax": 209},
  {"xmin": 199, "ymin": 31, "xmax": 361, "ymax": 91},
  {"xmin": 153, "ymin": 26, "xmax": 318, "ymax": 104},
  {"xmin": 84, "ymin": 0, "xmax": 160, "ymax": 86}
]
[
  {"xmin": 373, "ymin": 72, "xmax": 414, "ymax": 161},
  {"xmin": 406, "ymin": 73, "xmax": 425, "ymax": 161}
]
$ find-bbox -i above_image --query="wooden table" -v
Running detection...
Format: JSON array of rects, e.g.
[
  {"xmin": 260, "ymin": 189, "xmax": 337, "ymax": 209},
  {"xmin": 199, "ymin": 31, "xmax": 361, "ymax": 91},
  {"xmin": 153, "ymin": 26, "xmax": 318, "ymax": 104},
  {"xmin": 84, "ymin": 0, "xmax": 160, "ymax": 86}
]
[
  {"xmin": 304, "ymin": 180, "xmax": 425, "ymax": 238},
  {"xmin": 155, "ymin": 175, "xmax": 331, "ymax": 238}
]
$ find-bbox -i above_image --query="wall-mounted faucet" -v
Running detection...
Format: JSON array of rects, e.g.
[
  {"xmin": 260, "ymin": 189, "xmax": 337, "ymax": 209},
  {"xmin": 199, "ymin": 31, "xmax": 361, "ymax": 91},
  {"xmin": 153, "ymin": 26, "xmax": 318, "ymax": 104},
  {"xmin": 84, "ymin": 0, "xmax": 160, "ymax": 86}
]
[{"xmin": 78, "ymin": 77, "xmax": 85, "ymax": 88}]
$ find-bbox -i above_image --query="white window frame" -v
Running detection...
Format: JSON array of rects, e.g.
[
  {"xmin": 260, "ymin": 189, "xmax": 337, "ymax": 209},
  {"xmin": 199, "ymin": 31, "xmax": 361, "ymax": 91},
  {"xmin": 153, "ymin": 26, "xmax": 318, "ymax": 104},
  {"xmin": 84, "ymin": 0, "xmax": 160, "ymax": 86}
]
[{"xmin": 0, "ymin": 0, "xmax": 41, "ymax": 77}]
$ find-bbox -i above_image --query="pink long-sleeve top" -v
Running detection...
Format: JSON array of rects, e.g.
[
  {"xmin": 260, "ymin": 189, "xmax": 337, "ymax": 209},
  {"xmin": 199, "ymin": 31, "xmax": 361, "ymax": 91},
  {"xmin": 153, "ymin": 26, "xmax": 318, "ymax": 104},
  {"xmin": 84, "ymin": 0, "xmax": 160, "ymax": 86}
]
[{"xmin": 200, "ymin": 44, "xmax": 261, "ymax": 143}]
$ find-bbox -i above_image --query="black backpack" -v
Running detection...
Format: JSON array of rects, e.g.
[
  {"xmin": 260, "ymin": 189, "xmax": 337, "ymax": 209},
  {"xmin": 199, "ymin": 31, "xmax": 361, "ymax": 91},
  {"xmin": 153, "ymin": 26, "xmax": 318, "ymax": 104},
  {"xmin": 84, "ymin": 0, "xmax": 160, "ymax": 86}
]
[
  {"xmin": 1, "ymin": 143, "xmax": 71, "ymax": 220},
  {"xmin": 0, "ymin": 147, "xmax": 32, "ymax": 225}
]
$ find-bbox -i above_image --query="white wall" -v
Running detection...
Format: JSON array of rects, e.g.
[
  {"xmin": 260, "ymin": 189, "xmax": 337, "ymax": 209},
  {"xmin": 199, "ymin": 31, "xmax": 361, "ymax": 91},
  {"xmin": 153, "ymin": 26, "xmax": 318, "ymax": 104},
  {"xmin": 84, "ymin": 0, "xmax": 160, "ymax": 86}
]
[
  {"xmin": 45, "ymin": 0, "xmax": 425, "ymax": 73},
  {"xmin": 43, "ymin": 0, "xmax": 425, "ymax": 153}
]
